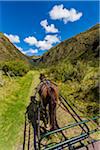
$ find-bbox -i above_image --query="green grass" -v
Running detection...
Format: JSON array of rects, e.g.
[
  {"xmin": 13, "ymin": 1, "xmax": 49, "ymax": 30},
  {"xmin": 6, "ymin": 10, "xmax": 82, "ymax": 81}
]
[
  {"xmin": 0, "ymin": 69, "xmax": 99, "ymax": 149},
  {"xmin": 0, "ymin": 70, "xmax": 40, "ymax": 150}
]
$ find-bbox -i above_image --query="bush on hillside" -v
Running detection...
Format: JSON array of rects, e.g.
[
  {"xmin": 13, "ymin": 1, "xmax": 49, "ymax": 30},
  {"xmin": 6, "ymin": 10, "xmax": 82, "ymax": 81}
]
[
  {"xmin": 2, "ymin": 60, "xmax": 30, "ymax": 76},
  {"xmin": 46, "ymin": 60, "xmax": 99, "ymax": 117},
  {"xmin": 48, "ymin": 61, "xmax": 76, "ymax": 82}
]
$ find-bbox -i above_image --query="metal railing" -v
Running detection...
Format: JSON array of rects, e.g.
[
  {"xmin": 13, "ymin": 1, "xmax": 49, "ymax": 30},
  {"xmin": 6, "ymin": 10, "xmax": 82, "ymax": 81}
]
[
  {"xmin": 23, "ymin": 95, "xmax": 99, "ymax": 150},
  {"xmin": 40, "ymin": 116, "xmax": 99, "ymax": 140},
  {"xmin": 43, "ymin": 129, "xmax": 99, "ymax": 150}
]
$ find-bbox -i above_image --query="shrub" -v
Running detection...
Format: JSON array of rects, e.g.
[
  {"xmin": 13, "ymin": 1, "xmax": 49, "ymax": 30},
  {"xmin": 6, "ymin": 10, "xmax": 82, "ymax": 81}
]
[
  {"xmin": 47, "ymin": 61, "xmax": 75, "ymax": 82},
  {"xmin": 46, "ymin": 59, "xmax": 99, "ymax": 118},
  {"xmin": 2, "ymin": 60, "xmax": 30, "ymax": 76}
]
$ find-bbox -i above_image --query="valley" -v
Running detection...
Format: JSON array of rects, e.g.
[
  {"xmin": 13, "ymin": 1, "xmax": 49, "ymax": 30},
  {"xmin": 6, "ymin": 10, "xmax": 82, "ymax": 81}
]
[{"xmin": 0, "ymin": 24, "xmax": 99, "ymax": 149}]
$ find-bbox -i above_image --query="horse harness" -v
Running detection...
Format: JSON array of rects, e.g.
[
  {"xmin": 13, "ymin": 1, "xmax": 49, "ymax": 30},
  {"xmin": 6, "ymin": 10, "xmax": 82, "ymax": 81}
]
[{"xmin": 34, "ymin": 79, "xmax": 56, "ymax": 107}]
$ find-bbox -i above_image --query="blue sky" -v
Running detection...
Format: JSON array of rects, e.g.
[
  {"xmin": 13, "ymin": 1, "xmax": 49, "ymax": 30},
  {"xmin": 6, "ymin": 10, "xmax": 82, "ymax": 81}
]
[{"xmin": 0, "ymin": 1, "xmax": 99, "ymax": 56}]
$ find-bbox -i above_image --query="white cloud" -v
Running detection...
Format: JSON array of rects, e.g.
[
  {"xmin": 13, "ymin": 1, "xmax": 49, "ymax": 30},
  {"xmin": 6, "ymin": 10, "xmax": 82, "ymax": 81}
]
[
  {"xmin": 40, "ymin": 19, "xmax": 58, "ymax": 33},
  {"xmin": 24, "ymin": 36, "xmax": 37, "ymax": 45},
  {"xmin": 37, "ymin": 35, "xmax": 60, "ymax": 50},
  {"xmin": 49, "ymin": 4, "xmax": 83, "ymax": 24},
  {"xmin": 16, "ymin": 45, "xmax": 38, "ymax": 55},
  {"xmin": 37, "ymin": 40, "xmax": 52, "ymax": 50},
  {"xmin": 24, "ymin": 48, "xmax": 38, "ymax": 54},
  {"xmin": 45, "ymin": 35, "xmax": 60, "ymax": 44},
  {"xmin": 4, "ymin": 33, "xmax": 20, "ymax": 43},
  {"xmin": 24, "ymin": 34, "xmax": 60, "ymax": 51}
]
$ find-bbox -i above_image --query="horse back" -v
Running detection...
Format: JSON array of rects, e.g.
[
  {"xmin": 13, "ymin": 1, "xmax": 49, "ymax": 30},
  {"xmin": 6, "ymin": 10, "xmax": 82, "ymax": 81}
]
[{"xmin": 38, "ymin": 81, "xmax": 59, "ymax": 106}]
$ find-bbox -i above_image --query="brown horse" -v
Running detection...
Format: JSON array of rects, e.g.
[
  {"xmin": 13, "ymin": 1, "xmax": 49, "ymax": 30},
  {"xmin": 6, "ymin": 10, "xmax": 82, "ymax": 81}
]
[{"xmin": 38, "ymin": 74, "xmax": 59, "ymax": 130}]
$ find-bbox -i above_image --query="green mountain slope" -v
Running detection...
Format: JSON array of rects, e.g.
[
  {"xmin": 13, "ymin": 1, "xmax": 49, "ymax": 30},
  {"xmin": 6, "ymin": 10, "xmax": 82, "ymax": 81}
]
[
  {"xmin": 0, "ymin": 32, "xmax": 29, "ymax": 64},
  {"xmin": 41, "ymin": 24, "xmax": 99, "ymax": 65},
  {"xmin": 42, "ymin": 24, "xmax": 99, "ymax": 118}
]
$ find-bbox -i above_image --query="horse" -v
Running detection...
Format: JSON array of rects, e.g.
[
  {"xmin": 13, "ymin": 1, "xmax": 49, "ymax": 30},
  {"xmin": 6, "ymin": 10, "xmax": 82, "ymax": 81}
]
[{"xmin": 38, "ymin": 75, "xmax": 59, "ymax": 130}]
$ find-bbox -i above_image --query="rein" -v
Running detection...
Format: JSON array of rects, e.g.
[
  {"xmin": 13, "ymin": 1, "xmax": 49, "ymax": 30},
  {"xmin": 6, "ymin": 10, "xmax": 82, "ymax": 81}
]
[{"xmin": 23, "ymin": 113, "xmax": 27, "ymax": 150}]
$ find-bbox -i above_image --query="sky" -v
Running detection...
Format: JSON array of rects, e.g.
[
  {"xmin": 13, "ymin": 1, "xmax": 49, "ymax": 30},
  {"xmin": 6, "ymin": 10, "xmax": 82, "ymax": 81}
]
[{"xmin": 0, "ymin": 0, "xmax": 99, "ymax": 56}]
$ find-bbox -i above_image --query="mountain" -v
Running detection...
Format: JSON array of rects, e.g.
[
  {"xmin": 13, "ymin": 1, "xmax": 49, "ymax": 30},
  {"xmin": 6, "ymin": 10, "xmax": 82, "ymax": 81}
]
[
  {"xmin": 40, "ymin": 24, "xmax": 99, "ymax": 65},
  {"xmin": 40, "ymin": 24, "xmax": 99, "ymax": 117},
  {"xmin": 0, "ymin": 32, "xmax": 29, "ymax": 64},
  {"xmin": 30, "ymin": 55, "xmax": 41, "ymax": 63}
]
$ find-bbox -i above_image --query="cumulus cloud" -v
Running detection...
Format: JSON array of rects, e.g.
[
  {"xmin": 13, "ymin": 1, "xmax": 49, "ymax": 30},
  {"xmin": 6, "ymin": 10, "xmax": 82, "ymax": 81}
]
[
  {"xmin": 44, "ymin": 35, "xmax": 60, "ymax": 44},
  {"xmin": 24, "ymin": 34, "xmax": 60, "ymax": 51},
  {"xmin": 49, "ymin": 4, "xmax": 83, "ymax": 24},
  {"xmin": 37, "ymin": 40, "xmax": 52, "ymax": 50},
  {"xmin": 24, "ymin": 49, "xmax": 38, "ymax": 55},
  {"xmin": 40, "ymin": 19, "xmax": 58, "ymax": 33},
  {"xmin": 4, "ymin": 33, "xmax": 20, "ymax": 43},
  {"xmin": 15, "ymin": 44, "xmax": 38, "ymax": 55},
  {"xmin": 24, "ymin": 36, "xmax": 37, "ymax": 45},
  {"xmin": 37, "ymin": 35, "xmax": 60, "ymax": 50}
]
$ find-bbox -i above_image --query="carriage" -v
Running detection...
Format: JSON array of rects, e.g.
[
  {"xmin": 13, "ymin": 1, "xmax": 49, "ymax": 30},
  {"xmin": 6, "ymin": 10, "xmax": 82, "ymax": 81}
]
[{"xmin": 23, "ymin": 75, "xmax": 100, "ymax": 150}]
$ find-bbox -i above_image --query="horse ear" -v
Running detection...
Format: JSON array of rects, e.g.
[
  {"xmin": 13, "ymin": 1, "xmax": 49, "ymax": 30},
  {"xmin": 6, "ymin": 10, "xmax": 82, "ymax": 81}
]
[{"xmin": 39, "ymin": 73, "xmax": 46, "ymax": 80}]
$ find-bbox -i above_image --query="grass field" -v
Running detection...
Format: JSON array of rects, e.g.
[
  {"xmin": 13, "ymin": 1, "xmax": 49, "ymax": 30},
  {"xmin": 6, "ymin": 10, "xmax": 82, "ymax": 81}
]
[
  {"xmin": 0, "ymin": 70, "xmax": 99, "ymax": 150},
  {"xmin": 0, "ymin": 70, "xmax": 40, "ymax": 150}
]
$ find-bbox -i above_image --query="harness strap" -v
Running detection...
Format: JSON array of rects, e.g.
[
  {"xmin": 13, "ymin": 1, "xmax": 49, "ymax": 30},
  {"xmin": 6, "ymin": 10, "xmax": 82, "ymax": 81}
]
[
  {"xmin": 23, "ymin": 113, "xmax": 27, "ymax": 150},
  {"xmin": 28, "ymin": 123, "xmax": 31, "ymax": 150}
]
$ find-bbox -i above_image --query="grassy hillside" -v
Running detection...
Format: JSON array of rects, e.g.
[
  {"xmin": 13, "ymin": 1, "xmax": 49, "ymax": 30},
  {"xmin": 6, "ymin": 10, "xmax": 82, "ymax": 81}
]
[
  {"xmin": 0, "ymin": 32, "xmax": 30, "ymax": 64},
  {"xmin": 43, "ymin": 24, "xmax": 99, "ymax": 118},
  {"xmin": 0, "ymin": 32, "xmax": 32, "ymax": 77},
  {"xmin": 0, "ymin": 71, "xmax": 40, "ymax": 150},
  {"xmin": 40, "ymin": 24, "xmax": 99, "ymax": 65},
  {"xmin": 40, "ymin": 24, "xmax": 99, "ymax": 146},
  {"xmin": 0, "ymin": 24, "xmax": 99, "ymax": 149}
]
